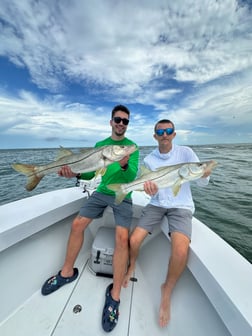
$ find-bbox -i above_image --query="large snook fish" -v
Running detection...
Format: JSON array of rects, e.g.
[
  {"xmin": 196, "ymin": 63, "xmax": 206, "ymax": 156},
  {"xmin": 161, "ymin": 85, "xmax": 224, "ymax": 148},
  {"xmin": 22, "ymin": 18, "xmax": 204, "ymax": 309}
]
[
  {"xmin": 108, "ymin": 160, "xmax": 217, "ymax": 204},
  {"xmin": 12, "ymin": 144, "xmax": 137, "ymax": 191}
]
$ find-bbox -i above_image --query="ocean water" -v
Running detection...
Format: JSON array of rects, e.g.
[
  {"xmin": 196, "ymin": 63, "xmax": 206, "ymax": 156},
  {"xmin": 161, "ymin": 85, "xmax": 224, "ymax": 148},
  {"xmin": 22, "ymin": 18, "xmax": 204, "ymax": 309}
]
[{"xmin": 0, "ymin": 144, "xmax": 251, "ymax": 263}]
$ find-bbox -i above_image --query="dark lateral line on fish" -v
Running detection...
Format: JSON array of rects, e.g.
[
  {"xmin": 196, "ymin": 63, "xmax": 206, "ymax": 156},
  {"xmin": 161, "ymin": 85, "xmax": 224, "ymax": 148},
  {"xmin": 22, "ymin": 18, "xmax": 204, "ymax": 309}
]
[
  {"xmin": 122, "ymin": 162, "xmax": 204, "ymax": 190},
  {"xmin": 31, "ymin": 147, "xmax": 106, "ymax": 176},
  {"xmin": 124, "ymin": 170, "xmax": 174, "ymax": 190}
]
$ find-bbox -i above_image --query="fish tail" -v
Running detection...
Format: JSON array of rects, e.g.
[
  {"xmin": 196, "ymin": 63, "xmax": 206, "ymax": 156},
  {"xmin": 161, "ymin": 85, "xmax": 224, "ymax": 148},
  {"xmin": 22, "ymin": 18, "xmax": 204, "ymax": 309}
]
[
  {"xmin": 12, "ymin": 163, "xmax": 43, "ymax": 191},
  {"xmin": 107, "ymin": 184, "xmax": 127, "ymax": 204},
  {"xmin": 12, "ymin": 163, "xmax": 35, "ymax": 175}
]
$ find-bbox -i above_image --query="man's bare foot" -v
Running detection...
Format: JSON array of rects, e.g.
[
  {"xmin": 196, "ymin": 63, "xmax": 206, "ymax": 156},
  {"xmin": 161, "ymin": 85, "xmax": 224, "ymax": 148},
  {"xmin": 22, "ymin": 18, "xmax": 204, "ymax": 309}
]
[
  {"xmin": 122, "ymin": 265, "xmax": 135, "ymax": 288},
  {"xmin": 159, "ymin": 283, "xmax": 171, "ymax": 327}
]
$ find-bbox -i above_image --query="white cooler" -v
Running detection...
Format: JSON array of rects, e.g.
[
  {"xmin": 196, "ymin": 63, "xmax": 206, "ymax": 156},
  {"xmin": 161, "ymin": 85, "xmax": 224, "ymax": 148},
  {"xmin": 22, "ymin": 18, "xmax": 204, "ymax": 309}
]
[{"xmin": 89, "ymin": 227, "xmax": 115, "ymax": 276}]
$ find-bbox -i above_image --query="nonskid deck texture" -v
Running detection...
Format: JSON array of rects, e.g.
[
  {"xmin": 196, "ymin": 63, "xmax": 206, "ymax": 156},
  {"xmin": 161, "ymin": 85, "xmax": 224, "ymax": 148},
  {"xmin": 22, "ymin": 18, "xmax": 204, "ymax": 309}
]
[{"xmin": 1, "ymin": 231, "xmax": 230, "ymax": 336}]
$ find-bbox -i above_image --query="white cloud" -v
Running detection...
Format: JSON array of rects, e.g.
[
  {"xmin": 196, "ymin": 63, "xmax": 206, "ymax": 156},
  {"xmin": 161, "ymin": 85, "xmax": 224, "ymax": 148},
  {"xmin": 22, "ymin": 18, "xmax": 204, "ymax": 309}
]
[
  {"xmin": 1, "ymin": 0, "xmax": 251, "ymax": 92},
  {"xmin": 0, "ymin": 91, "xmax": 112, "ymax": 142},
  {"xmin": 0, "ymin": 0, "xmax": 251, "ymax": 147}
]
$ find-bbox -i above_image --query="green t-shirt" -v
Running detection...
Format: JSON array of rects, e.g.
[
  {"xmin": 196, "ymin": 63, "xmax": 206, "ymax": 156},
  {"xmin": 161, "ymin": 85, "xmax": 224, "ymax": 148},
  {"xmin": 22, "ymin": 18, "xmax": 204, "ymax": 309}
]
[{"xmin": 80, "ymin": 137, "xmax": 139, "ymax": 199}]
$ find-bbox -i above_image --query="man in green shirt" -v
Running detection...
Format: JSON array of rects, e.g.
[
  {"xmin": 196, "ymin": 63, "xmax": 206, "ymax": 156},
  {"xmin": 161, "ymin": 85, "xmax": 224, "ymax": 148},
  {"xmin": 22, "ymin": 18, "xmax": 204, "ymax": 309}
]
[{"xmin": 41, "ymin": 105, "xmax": 139, "ymax": 332}]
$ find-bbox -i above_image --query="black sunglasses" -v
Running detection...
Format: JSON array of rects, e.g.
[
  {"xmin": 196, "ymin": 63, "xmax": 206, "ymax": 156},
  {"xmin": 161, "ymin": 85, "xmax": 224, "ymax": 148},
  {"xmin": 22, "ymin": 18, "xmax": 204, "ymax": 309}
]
[{"xmin": 113, "ymin": 117, "xmax": 129, "ymax": 126}]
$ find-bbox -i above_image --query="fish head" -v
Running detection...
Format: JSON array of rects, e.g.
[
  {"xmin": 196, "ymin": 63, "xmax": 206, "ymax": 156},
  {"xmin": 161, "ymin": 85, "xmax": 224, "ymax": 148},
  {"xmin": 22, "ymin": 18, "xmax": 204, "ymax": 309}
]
[
  {"xmin": 102, "ymin": 144, "xmax": 137, "ymax": 161},
  {"xmin": 200, "ymin": 160, "xmax": 218, "ymax": 176},
  {"xmin": 180, "ymin": 160, "xmax": 218, "ymax": 180}
]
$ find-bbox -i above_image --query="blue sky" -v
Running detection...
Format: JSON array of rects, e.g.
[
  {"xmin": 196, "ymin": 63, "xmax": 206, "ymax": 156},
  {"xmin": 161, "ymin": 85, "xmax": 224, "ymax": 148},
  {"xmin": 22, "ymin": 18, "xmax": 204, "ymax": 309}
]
[{"xmin": 0, "ymin": 0, "xmax": 252, "ymax": 149}]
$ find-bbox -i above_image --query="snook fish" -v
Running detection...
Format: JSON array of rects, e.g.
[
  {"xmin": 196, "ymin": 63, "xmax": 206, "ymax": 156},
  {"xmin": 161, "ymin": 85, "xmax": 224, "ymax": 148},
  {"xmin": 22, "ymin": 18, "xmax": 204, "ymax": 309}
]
[
  {"xmin": 12, "ymin": 144, "xmax": 137, "ymax": 191},
  {"xmin": 108, "ymin": 160, "xmax": 217, "ymax": 204}
]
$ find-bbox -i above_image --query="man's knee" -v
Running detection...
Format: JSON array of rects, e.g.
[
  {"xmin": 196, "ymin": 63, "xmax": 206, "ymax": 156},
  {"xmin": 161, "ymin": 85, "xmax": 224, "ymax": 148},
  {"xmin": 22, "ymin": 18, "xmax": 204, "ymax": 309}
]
[
  {"xmin": 72, "ymin": 215, "xmax": 91, "ymax": 232},
  {"xmin": 172, "ymin": 241, "xmax": 189, "ymax": 261},
  {"xmin": 115, "ymin": 227, "xmax": 129, "ymax": 248},
  {"xmin": 170, "ymin": 232, "xmax": 190, "ymax": 259},
  {"xmin": 175, "ymin": 245, "xmax": 189, "ymax": 260},
  {"xmin": 129, "ymin": 228, "xmax": 147, "ymax": 249}
]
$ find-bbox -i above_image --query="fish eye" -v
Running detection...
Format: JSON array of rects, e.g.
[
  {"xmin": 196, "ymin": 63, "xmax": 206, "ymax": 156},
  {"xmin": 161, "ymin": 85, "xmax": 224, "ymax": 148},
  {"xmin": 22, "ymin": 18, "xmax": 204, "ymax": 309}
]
[{"xmin": 113, "ymin": 146, "xmax": 121, "ymax": 153}]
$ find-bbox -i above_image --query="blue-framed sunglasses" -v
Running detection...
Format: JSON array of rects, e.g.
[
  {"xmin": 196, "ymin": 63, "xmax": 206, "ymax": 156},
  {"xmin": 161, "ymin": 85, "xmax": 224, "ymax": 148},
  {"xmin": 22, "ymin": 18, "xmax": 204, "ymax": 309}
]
[{"xmin": 155, "ymin": 128, "xmax": 174, "ymax": 136}]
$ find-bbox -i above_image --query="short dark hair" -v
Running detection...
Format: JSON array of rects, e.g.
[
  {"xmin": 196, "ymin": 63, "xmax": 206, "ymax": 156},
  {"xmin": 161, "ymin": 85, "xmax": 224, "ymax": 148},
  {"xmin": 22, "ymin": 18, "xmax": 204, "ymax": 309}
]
[
  {"xmin": 111, "ymin": 105, "xmax": 130, "ymax": 118},
  {"xmin": 154, "ymin": 119, "xmax": 175, "ymax": 131}
]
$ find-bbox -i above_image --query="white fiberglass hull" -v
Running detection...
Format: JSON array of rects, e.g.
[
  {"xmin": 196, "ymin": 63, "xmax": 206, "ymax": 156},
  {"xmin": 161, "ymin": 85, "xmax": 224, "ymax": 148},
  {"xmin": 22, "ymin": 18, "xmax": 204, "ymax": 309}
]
[{"xmin": 0, "ymin": 186, "xmax": 251, "ymax": 335}]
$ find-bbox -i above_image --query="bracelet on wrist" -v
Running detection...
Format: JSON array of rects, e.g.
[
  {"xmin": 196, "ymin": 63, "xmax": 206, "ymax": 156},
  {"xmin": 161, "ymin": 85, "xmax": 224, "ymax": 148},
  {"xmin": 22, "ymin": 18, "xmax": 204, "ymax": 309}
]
[{"xmin": 121, "ymin": 163, "xmax": 128, "ymax": 170}]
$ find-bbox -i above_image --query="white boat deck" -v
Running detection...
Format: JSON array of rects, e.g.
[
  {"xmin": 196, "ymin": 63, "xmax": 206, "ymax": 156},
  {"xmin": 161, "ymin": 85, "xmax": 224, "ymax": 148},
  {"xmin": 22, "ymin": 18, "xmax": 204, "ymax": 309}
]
[
  {"xmin": 0, "ymin": 230, "xmax": 231, "ymax": 336},
  {"xmin": 0, "ymin": 187, "xmax": 251, "ymax": 336}
]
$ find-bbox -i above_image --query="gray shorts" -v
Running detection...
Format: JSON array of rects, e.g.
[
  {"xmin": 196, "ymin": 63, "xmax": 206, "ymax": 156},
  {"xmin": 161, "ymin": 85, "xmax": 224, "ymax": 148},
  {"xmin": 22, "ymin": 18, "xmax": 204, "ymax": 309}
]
[
  {"xmin": 137, "ymin": 204, "xmax": 192, "ymax": 239},
  {"xmin": 79, "ymin": 191, "xmax": 133, "ymax": 229}
]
